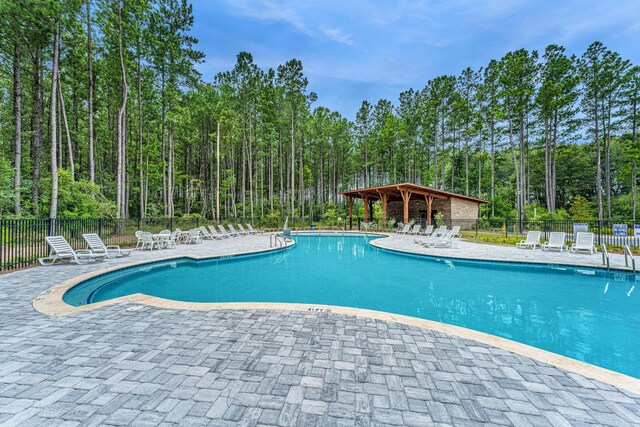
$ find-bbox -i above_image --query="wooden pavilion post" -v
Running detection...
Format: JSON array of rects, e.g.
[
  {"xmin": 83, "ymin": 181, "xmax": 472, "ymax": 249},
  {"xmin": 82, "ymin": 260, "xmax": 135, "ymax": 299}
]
[
  {"xmin": 348, "ymin": 197, "xmax": 353, "ymax": 230},
  {"xmin": 425, "ymin": 195, "xmax": 433, "ymax": 225},
  {"xmin": 378, "ymin": 191, "xmax": 389, "ymax": 229},
  {"xmin": 362, "ymin": 195, "xmax": 370, "ymax": 223},
  {"xmin": 399, "ymin": 189, "xmax": 411, "ymax": 225}
]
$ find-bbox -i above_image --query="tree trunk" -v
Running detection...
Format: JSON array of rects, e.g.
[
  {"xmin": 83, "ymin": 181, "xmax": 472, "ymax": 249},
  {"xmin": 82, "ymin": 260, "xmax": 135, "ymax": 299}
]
[
  {"xmin": 12, "ymin": 41, "xmax": 21, "ymax": 216},
  {"xmin": 31, "ymin": 46, "xmax": 43, "ymax": 215},
  {"xmin": 137, "ymin": 36, "xmax": 143, "ymax": 217},
  {"xmin": 116, "ymin": 4, "xmax": 128, "ymax": 218},
  {"xmin": 50, "ymin": 22, "xmax": 60, "ymax": 220},
  {"xmin": 87, "ymin": 0, "xmax": 95, "ymax": 183},
  {"xmin": 57, "ymin": 74, "xmax": 75, "ymax": 179}
]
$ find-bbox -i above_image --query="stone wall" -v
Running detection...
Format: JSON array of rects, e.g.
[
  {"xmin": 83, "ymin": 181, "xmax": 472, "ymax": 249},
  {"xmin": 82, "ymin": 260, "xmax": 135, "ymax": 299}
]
[{"xmin": 450, "ymin": 198, "xmax": 480, "ymax": 220}]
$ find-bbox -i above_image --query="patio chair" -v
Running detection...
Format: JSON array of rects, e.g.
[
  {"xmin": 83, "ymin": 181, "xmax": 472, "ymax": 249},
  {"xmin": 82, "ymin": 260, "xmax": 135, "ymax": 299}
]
[
  {"xmin": 140, "ymin": 232, "xmax": 160, "ymax": 251},
  {"xmin": 165, "ymin": 231, "xmax": 178, "ymax": 249},
  {"xmin": 39, "ymin": 236, "xmax": 106, "ymax": 265},
  {"xmin": 246, "ymin": 224, "xmax": 263, "ymax": 234},
  {"xmin": 232, "ymin": 224, "xmax": 248, "ymax": 236},
  {"xmin": 409, "ymin": 224, "xmax": 421, "ymax": 235},
  {"xmin": 208, "ymin": 225, "xmax": 228, "ymax": 239},
  {"xmin": 450, "ymin": 225, "xmax": 461, "ymax": 238},
  {"xmin": 187, "ymin": 229, "xmax": 203, "ymax": 244},
  {"xmin": 570, "ymin": 232, "xmax": 596, "ymax": 254},
  {"xmin": 541, "ymin": 232, "xmax": 567, "ymax": 252},
  {"xmin": 82, "ymin": 233, "xmax": 131, "ymax": 259},
  {"xmin": 135, "ymin": 230, "xmax": 144, "ymax": 249},
  {"xmin": 516, "ymin": 231, "xmax": 541, "ymax": 249},
  {"xmin": 218, "ymin": 225, "xmax": 234, "ymax": 238},
  {"xmin": 422, "ymin": 225, "xmax": 434, "ymax": 236},
  {"xmin": 225, "ymin": 224, "xmax": 241, "ymax": 237},
  {"xmin": 398, "ymin": 224, "xmax": 411, "ymax": 234}
]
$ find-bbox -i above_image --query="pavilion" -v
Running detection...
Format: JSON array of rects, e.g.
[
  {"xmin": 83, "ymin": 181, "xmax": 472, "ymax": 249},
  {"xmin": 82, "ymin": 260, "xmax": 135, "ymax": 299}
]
[{"xmin": 340, "ymin": 183, "xmax": 488, "ymax": 228}]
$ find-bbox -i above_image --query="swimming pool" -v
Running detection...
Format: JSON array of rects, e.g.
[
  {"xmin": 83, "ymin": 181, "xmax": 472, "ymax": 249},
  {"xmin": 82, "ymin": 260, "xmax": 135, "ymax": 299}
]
[{"xmin": 63, "ymin": 234, "xmax": 640, "ymax": 379}]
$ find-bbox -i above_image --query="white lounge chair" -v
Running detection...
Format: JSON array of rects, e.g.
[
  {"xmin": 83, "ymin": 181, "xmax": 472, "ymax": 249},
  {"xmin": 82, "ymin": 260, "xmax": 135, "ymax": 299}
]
[
  {"xmin": 82, "ymin": 233, "xmax": 131, "ymax": 259},
  {"xmin": 450, "ymin": 225, "xmax": 461, "ymax": 238},
  {"xmin": 398, "ymin": 224, "xmax": 411, "ymax": 234},
  {"xmin": 409, "ymin": 224, "xmax": 421, "ymax": 235},
  {"xmin": 199, "ymin": 226, "xmax": 217, "ymax": 240},
  {"xmin": 571, "ymin": 232, "xmax": 596, "ymax": 254},
  {"xmin": 224, "ymin": 224, "xmax": 241, "ymax": 236},
  {"xmin": 218, "ymin": 225, "xmax": 234, "ymax": 238},
  {"xmin": 422, "ymin": 225, "xmax": 434, "ymax": 236},
  {"xmin": 414, "ymin": 226, "xmax": 447, "ymax": 246},
  {"xmin": 516, "ymin": 231, "xmax": 541, "ymax": 249},
  {"xmin": 233, "ymin": 224, "xmax": 249, "ymax": 236},
  {"xmin": 39, "ymin": 236, "xmax": 106, "ymax": 265},
  {"xmin": 208, "ymin": 225, "xmax": 228, "ymax": 239},
  {"xmin": 423, "ymin": 230, "xmax": 455, "ymax": 248},
  {"xmin": 541, "ymin": 232, "xmax": 567, "ymax": 252},
  {"xmin": 237, "ymin": 224, "xmax": 250, "ymax": 235},
  {"xmin": 247, "ymin": 224, "xmax": 263, "ymax": 234}
]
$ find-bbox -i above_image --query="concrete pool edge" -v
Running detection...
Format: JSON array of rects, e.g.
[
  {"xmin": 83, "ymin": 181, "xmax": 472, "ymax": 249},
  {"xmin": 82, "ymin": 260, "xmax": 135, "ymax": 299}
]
[
  {"xmin": 32, "ymin": 240, "xmax": 296, "ymax": 317},
  {"xmin": 31, "ymin": 233, "xmax": 640, "ymax": 396},
  {"xmin": 369, "ymin": 234, "xmax": 637, "ymax": 272}
]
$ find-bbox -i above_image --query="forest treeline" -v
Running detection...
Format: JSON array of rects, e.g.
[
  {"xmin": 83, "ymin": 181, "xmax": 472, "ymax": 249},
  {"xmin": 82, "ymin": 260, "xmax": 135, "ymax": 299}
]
[{"xmin": 0, "ymin": 0, "xmax": 638, "ymax": 222}]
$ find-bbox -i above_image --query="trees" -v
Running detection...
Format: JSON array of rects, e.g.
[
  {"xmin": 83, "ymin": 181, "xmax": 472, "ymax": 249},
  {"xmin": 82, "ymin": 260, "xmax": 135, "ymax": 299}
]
[{"xmin": 0, "ymin": 1, "xmax": 638, "ymax": 224}]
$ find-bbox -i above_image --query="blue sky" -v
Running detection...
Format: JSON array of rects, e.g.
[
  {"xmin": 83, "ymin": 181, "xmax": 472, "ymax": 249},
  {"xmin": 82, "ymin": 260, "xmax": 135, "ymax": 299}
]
[{"xmin": 191, "ymin": 0, "xmax": 640, "ymax": 120}]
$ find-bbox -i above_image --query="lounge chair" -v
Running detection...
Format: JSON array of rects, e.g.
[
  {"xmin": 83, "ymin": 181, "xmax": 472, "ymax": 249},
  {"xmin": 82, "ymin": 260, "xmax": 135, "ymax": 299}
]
[
  {"xmin": 246, "ymin": 224, "xmax": 263, "ymax": 234},
  {"xmin": 541, "ymin": 232, "xmax": 567, "ymax": 252},
  {"xmin": 450, "ymin": 225, "xmax": 461, "ymax": 238},
  {"xmin": 39, "ymin": 235, "xmax": 106, "ymax": 265},
  {"xmin": 516, "ymin": 231, "xmax": 541, "ymax": 249},
  {"xmin": 199, "ymin": 226, "xmax": 218, "ymax": 240},
  {"xmin": 570, "ymin": 232, "xmax": 596, "ymax": 254},
  {"xmin": 82, "ymin": 233, "xmax": 131, "ymax": 259},
  {"xmin": 227, "ymin": 224, "xmax": 242, "ymax": 236},
  {"xmin": 208, "ymin": 225, "xmax": 228, "ymax": 239},
  {"xmin": 423, "ymin": 230, "xmax": 455, "ymax": 248},
  {"xmin": 422, "ymin": 225, "xmax": 434, "ymax": 236},
  {"xmin": 398, "ymin": 224, "xmax": 411, "ymax": 234},
  {"xmin": 414, "ymin": 226, "xmax": 447, "ymax": 246},
  {"xmin": 231, "ymin": 224, "xmax": 248, "ymax": 236},
  {"xmin": 218, "ymin": 225, "xmax": 234, "ymax": 238},
  {"xmin": 409, "ymin": 224, "xmax": 421, "ymax": 235},
  {"xmin": 237, "ymin": 224, "xmax": 250, "ymax": 235}
]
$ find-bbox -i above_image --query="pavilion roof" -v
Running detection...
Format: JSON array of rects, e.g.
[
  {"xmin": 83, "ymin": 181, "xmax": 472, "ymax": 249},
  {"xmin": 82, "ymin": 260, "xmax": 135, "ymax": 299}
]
[{"xmin": 340, "ymin": 183, "xmax": 489, "ymax": 204}]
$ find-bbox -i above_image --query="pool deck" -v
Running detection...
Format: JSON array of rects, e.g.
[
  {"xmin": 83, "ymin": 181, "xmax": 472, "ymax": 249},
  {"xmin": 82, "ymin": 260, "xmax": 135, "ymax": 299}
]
[
  {"xmin": 371, "ymin": 233, "xmax": 634, "ymax": 271},
  {"xmin": 1, "ymin": 234, "xmax": 640, "ymax": 426}
]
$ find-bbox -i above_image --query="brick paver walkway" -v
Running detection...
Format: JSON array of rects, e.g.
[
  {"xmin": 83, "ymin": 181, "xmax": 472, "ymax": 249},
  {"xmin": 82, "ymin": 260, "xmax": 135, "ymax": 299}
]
[{"xmin": 1, "ymin": 236, "xmax": 640, "ymax": 426}]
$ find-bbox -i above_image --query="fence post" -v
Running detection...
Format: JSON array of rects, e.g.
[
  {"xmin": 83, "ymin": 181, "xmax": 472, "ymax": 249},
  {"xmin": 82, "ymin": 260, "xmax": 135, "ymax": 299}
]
[
  {"xmin": 170, "ymin": 217, "xmax": 173, "ymax": 231},
  {"xmin": 597, "ymin": 220, "xmax": 602, "ymax": 246},
  {"xmin": 475, "ymin": 219, "xmax": 478, "ymax": 238},
  {"xmin": 504, "ymin": 220, "xmax": 507, "ymax": 238}
]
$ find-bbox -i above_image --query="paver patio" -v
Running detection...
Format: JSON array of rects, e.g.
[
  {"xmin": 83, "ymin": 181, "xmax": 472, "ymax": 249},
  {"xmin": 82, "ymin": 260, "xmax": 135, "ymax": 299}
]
[{"xmin": 1, "ymin": 234, "xmax": 639, "ymax": 426}]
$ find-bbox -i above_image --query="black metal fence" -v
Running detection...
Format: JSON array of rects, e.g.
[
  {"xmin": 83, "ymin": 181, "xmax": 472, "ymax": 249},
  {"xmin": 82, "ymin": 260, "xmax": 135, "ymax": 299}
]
[{"xmin": 2, "ymin": 216, "xmax": 639, "ymax": 271}]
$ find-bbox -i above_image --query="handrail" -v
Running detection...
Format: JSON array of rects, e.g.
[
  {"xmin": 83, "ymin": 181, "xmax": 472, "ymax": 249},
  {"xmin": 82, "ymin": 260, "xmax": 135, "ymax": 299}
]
[
  {"xmin": 624, "ymin": 245, "xmax": 636, "ymax": 272},
  {"xmin": 602, "ymin": 244, "xmax": 610, "ymax": 270},
  {"xmin": 269, "ymin": 233, "xmax": 285, "ymax": 249}
]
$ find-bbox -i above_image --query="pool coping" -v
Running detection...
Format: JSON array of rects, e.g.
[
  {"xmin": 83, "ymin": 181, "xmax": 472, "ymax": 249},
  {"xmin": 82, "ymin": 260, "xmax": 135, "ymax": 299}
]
[{"xmin": 31, "ymin": 233, "xmax": 640, "ymax": 395}]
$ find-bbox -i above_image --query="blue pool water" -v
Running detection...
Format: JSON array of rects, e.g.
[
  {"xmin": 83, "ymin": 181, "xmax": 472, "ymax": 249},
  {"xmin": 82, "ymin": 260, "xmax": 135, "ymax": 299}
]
[{"xmin": 64, "ymin": 234, "xmax": 640, "ymax": 378}]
